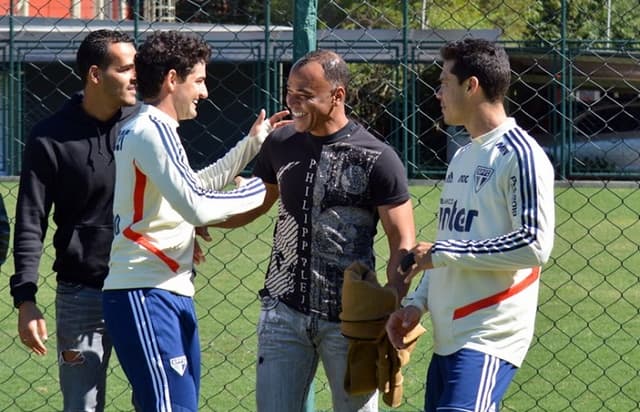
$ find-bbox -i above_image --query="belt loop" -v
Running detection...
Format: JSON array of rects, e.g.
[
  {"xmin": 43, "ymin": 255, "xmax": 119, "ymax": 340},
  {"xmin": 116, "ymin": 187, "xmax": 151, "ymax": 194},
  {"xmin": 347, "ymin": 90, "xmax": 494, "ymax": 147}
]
[{"xmin": 258, "ymin": 288, "xmax": 271, "ymax": 299}]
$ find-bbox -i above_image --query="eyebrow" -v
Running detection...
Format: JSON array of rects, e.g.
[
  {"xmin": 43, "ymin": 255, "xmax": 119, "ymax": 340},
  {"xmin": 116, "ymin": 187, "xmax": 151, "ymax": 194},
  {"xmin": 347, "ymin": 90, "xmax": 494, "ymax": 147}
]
[{"xmin": 286, "ymin": 85, "xmax": 313, "ymax": 94}]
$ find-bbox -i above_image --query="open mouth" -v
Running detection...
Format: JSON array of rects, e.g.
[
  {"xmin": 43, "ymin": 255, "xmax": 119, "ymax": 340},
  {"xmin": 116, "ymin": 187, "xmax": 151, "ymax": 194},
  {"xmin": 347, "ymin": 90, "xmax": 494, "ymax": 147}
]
[{"xmin": 291, "ymin": 111, "xmax": 307, "ymax": 119}]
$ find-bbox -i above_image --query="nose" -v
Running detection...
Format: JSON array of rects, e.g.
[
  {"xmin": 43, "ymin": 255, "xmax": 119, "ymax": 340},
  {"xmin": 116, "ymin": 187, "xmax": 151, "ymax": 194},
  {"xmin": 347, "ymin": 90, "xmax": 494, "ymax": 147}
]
[
  {"xmin": 435, "ymin": 86, "xmax": 442, "ymax": 100},
  {"xmin": 200, "ymin": 84, "xmax": 208, "ymax": 100}
]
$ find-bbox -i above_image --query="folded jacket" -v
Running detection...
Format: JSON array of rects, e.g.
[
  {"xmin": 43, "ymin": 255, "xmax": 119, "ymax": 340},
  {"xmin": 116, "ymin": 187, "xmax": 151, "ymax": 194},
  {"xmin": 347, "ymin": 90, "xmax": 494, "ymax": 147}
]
[{"xmin": 340, "ymin": 261, "xmax": 426, "ymax": 408}]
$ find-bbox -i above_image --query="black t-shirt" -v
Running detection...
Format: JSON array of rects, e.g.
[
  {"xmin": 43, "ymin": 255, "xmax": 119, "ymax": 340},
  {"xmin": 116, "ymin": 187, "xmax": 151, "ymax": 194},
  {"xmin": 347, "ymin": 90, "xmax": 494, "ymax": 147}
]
[{"xmin": 253, "ymin": 120, "xmax": 409, "ymax": 321}]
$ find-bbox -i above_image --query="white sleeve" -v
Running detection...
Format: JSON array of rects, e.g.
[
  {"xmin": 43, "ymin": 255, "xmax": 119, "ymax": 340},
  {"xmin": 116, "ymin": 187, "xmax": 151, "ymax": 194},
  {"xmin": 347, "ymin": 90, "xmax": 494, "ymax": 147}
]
[
  {"xmin": 196, "ymin": 119, "xmax": 273, "ymax": 190},
  {"xmin": 133, "ymin": 125, "xmax": 266, "ymax": 226},
  {"xmin": 431, "ymin": 148, "xmax": 555, "ymax": 271}
]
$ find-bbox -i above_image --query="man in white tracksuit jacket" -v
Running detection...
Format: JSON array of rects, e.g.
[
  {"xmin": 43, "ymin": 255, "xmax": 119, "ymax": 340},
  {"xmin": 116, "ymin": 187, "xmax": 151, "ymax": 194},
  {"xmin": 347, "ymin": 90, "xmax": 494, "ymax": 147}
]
[
  {"xmin": 386, "ymin": 38, "xmax": 555, "ymax": 412},
  {"xmin": 102, "ymin": 31, "xmax": 290, "ymax": 412}
]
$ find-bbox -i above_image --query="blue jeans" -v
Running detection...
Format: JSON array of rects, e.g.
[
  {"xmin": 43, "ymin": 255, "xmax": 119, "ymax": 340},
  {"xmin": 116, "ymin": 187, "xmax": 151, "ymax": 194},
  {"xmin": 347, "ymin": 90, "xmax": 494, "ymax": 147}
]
[
  {"xmin": 256, "ymin": 296, "xmax": 378, "ymax": 412},
  {"xmin": 56, "ymin": 281, "xmax": 112, "ymax": 412}
]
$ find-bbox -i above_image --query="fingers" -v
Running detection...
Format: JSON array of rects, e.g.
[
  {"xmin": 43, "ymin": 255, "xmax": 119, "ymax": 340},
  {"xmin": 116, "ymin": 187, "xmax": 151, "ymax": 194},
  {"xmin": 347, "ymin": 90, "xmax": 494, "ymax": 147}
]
[
  {"xmin": 28, "ymin": 334, "xmax": 47, "ymax": 356},
  {"xmin": 193, "ymin": 239, "xmax": 205, "ymax": 265},
  {"xmin": 250, "ymin": 108, "xmax": 293, "ymax": 140},
  {"xmin": 249, "ymin": 109, "xmax": 269, "ymax": 139},
  {"xmin": 397, "ymin": 252, "xmax": 419, "ymax": 284},
  {"xmin": 17, "ymin": 302, "xmax": 47, "ymax": 355},
  {"xmin": 20, "ymin": 320, "xmax": 48, "ymax": 355},
  {"xmin": 399, "ymin": 252, "xmax": 415, "ymax": 272},
  {"xmin": 386, "ymin": 306, "xmax": 422, "ymax": 350},
  {"xmin": 233, "ymin": 175, "xmax": 248, "ymax": 188},
  {"xmin": 386, "ymin": 311, "xmax": 409, "ymax": 349},
  {"xmin": 195, "ymin": 226, "xmax": 211, "ymax": 241},
  {"xmin": 268, "ymin": 109, "xmax": 293, "ymax": 129},
  {"xmin": 398, "ymin": 242, "xmax": 434, "ymax": 282},
  {"xmin": 403, "ymin": 268, "xmax": 421, "ymax": 284},
  {"xmin": 268, "ymin": 109, "xmax": 289, "ymax": 122}
]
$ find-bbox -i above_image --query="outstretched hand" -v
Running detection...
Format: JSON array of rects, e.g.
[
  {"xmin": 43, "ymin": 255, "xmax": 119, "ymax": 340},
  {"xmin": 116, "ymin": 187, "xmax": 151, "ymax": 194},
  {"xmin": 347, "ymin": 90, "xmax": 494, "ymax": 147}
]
[{"xmin": 249, "ymin": 109, "xmax": 293, "ymax": 140}]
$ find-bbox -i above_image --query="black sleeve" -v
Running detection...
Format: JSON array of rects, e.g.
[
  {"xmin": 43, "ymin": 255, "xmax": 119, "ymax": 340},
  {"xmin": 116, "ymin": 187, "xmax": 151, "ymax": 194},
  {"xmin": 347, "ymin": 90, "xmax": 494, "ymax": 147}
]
[
  {"xmin": 0, "ymin": 195, "xmax": 10, "ymax": 265},
  {"xmin": 252, "ymin": 134, "xmax": 277, "ymax": 185},
  {"xmin": 369, "ymin": 145, "xmax": 410, "ymax": 206},
  {"xmin": 10, "ymin": 133, "xmax": 56, "ymax": 307}
]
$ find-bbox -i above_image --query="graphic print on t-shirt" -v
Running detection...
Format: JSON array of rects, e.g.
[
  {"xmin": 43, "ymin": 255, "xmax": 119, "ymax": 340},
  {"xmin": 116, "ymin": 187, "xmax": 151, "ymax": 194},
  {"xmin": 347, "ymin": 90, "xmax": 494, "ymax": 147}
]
[{"xmin": 265, "ymin": 142, "xmax": 381, "ymax": 320}]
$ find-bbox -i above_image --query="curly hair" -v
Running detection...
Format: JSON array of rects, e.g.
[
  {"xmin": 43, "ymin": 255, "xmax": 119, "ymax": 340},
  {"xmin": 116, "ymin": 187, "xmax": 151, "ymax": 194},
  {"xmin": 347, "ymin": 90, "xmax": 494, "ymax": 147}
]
[
  {"xmin": 76, "ymin": 30, "xmax": 133, "ymax": 84},
  {"xmin": 440, "ymin": 38, "xmax": 511, "ymax": 102},
  {"xmin": 291, "ymin": 49, "xmax": 350, "ymax": 92},
  {"xmin": 135, "ymin": 31, "xmax": 211, "ymax": 99}
]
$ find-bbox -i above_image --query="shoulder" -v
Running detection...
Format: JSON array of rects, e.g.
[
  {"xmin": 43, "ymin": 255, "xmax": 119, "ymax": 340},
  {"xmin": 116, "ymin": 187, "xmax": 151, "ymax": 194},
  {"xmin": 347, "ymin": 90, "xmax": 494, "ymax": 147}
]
[
  {"xmin": 499, "ymin": 126, "xmax": 549, "ymax": 164},
  {"xmin": 349, "ymin": 123, "xmax": 395, "ymax": 152},
  {"xmin": 121, "ymin": 107, "xmax": 159, "ymax": 136},
  {"xmin": 29, "ymin": 108, "xmax": 69, "ymax": 139},
  {"xmin": 116, "ymin": 110, "xmax": 164, "ymax": 153},
  {"xmin": 118, "ymin": 102, "xmax": 143, "ymax": 124},
  {"xmin": 267, "ymin": 123, "xmax": 300, "ymax": 143}
]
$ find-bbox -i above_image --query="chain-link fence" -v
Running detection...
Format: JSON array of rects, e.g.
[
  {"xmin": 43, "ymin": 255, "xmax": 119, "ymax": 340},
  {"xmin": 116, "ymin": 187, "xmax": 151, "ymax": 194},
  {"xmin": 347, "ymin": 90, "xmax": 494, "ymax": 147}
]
[{"xmin": 1, "ymin": 0, "xmax": 639, "ymax": 411}]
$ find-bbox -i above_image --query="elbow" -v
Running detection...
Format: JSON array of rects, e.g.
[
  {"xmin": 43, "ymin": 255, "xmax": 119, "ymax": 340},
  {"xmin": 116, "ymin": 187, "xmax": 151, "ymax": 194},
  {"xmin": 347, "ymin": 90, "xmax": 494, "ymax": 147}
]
[{"xmin": 531, "ymin": 238, "xmax": 554, "ymax": 266}]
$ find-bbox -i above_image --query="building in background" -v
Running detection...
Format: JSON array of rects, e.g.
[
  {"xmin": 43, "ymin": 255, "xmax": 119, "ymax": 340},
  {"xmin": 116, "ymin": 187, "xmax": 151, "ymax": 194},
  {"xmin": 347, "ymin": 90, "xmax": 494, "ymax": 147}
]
[{"xmin": 0, "ymin": 0, "xmax": 175, "ymax": 22}]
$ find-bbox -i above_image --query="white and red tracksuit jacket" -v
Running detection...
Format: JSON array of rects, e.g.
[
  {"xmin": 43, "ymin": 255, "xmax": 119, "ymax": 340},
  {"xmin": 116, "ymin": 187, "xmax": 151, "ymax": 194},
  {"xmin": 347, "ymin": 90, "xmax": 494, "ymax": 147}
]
[
  {"xmin": 403, "ymin": 118, "xmax": 555, "ymax": 367},
  {"xmin": 105, "ymin": 104, "xmax": 268, "ymax": 297}
]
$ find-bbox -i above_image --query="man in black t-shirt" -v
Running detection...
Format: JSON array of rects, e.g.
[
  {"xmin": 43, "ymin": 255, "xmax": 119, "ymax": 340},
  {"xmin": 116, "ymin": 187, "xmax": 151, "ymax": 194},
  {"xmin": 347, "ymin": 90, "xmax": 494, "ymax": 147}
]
[{"xmin": 215, "ymin": 50, "xmax": 416, "ymax": 412}]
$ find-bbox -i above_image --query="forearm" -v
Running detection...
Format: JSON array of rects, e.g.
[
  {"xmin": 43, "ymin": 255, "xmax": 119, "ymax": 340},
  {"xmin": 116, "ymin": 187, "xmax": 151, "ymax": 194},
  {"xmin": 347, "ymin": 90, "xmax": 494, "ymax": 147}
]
[
  {"xmin": 380, "ymin": 199, "xmax": 416, "ymax": 298},
  {"xmin": 212, "ymin": 204, "xmax": 269, "ymax": 228},
  {"xmin": 196, "ymin": 134, "xmax": 261, "ymax": 190}
]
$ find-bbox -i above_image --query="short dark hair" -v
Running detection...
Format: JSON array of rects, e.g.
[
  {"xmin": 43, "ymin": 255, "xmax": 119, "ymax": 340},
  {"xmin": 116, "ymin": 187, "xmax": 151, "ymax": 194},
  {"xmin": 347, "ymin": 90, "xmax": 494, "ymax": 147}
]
[
  {"xmin": 135, "ymin": 31, "xmax": 211, "ymax": 100},
  {"xmin": 291, "ymin": 49, "xmax": 350, "ymax": 91},
  {"xmin": 440, "ymin": 38, "xmax": 511, "ymax": 102},
  {"xmin": 76, "ymin": 29, "xmax": 133, "ymax": 84}
]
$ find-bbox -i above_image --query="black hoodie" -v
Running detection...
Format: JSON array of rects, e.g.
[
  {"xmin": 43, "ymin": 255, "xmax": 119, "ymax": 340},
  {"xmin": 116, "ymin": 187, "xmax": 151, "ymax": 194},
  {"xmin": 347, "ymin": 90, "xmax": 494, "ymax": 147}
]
[{"xmin": 10, "ymin": 93, "xmax": 140, "ymax": 307}]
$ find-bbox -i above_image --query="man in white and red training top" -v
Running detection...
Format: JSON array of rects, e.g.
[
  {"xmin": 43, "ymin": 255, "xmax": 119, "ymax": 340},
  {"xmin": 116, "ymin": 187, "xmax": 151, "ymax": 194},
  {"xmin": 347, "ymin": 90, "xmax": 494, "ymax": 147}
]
[
  {"xmin": 387, "ymin": 38, "xmax": 555, "ymax": 412},
  {"xmin": 103, "ymin": 30, "xmax": 289, "ymax": 412}
]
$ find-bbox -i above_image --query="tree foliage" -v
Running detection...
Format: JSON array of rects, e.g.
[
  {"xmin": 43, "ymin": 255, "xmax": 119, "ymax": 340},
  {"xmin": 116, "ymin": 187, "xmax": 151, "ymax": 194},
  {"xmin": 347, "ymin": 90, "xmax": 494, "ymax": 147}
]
[{"xmin": 173, "ymin": 0, "xmax": 640, "ymax": 42}]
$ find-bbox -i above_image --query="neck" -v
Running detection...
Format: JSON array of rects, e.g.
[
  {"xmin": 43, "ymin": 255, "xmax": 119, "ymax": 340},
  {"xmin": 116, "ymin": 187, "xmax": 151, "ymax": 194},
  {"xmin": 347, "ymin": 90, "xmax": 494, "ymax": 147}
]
[
  {"xmin": 464, "ymin": 102, "xmax": 507, "ymax": 138},
  {"xmin": 310, "ymin": 114, "xmax": 349, "ymax": 137},
  {"xmin": 145, "ymin": 95, "xmax": 178, "ymax": 121},
  {"xmin": 82, "ymin": 90, "xmax": 119, "ymax": 122}
]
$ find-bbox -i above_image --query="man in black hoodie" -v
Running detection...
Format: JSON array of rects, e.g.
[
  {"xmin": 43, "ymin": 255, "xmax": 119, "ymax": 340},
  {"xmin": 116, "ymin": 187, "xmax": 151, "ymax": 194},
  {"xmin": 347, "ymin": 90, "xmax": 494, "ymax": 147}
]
[{"xmin": 10, "ymin": 30, "xmax": 138, "ymax": 412}]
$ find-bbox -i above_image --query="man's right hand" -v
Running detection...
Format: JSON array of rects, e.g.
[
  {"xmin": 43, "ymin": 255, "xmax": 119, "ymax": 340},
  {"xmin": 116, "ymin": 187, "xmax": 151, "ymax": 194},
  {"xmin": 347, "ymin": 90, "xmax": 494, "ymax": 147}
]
[
  {"xmin": 17, "ymin": 301, "xmax": 48, "ymax": 355},
  {"xmin": 385, "ymin": 305, "xmax": 422, "ymax": 350},
  {"xmin": 398, "ymin": 241, "xmax": 434, "ymax": 284}
]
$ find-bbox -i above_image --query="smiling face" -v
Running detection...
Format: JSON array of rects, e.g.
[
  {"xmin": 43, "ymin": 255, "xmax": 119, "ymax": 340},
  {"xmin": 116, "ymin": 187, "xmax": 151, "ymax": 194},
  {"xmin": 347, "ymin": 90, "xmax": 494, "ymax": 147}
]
[
  {"xmin": 436, "ymin": 60, "xmax": 469, "ymax": 127},
  {"xmin": 95, "ymin": 41, "xmax": 137, "ymax": 111},
  {"xmin": 285, "ymin": 61, "xmax": 346, "ymax": 136},
  {"xmin": 172, "ymin": 61, "xmax": 208, "ymax": 121}
]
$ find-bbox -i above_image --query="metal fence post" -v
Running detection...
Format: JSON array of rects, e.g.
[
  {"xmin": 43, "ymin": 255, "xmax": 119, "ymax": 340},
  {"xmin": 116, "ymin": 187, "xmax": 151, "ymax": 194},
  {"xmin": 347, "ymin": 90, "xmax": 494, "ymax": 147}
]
[
  {"xmin": 293, "ymin": 1, "xmax": 318, "ymax": 408},
  {"xmin": 293, "ymin": 0, "xmax": 317, "ymax": 60},
  {"xmin": 293, "ymin": 3, "xmax": 317, "ymax": 410}
]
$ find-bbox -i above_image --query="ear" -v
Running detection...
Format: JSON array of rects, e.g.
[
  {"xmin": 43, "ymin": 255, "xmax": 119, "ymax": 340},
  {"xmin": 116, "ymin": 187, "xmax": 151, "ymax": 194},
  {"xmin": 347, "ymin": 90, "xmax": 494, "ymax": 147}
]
[
  {"xmin": 88, "ymin": 65, "xmax": 100, "ymax": 85},
  {"xmin": 166, "ymin": 69, "xmax": 178, "ymax": 92},
  {"xmin": 332, "ymin": 86, "xmax": 346, "ymax": 105},
  {"xmin": 466, "ymin": 76, "xmax": 479, "ymax": 94}
]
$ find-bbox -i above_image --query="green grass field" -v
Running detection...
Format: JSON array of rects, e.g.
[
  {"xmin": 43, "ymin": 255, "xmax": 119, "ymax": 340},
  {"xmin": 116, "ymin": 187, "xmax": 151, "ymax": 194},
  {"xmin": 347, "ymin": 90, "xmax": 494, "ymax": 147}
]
[{"xmin": 0, "ymin": 181, "xmax": 638, "ymax": 411}]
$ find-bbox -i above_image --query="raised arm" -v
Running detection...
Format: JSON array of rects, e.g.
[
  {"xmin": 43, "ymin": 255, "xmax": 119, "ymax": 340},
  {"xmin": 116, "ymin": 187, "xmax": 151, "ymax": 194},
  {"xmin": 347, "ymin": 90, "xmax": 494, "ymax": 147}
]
[{"xmin": 197, "ymin": 110, "xmax": 291, "ymax": 190}]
